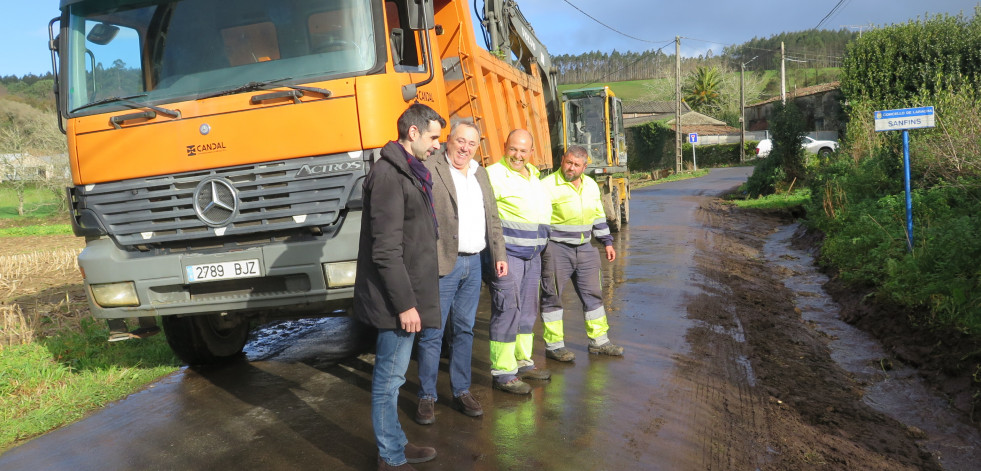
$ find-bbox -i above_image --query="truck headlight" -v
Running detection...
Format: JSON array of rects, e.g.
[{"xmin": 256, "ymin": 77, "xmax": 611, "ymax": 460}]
[
  {"xmin": 90, "ymin": 282, "xmax": 140, "ymax": 307},
  {"xmin": 323, "ymin": 261, "xmax": 357, "ymax": 288}
]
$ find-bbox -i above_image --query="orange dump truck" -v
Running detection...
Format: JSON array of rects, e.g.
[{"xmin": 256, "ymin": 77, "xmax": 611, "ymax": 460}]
[{"xmin": 50, "ymin": 0, "xmax": 557, "ymax": 363}]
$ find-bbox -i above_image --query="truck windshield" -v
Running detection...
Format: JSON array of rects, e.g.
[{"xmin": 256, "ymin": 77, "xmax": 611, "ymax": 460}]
[
  {"xmin": 65, "ymin": 0, "xmax": 378, "ymax": 115},
  {"xmin": 565, "ymin": 96, "xmax": 607, "ymax": 162}
]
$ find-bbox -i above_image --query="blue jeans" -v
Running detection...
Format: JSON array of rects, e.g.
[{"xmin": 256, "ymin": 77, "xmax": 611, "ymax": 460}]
[
  {"xmin": 372, "ymin": 328, "xmax": 415, "ymax": 466},
  {"xmin": 417, "ymin": 253, "xmax": 482, "ymax": 399}
]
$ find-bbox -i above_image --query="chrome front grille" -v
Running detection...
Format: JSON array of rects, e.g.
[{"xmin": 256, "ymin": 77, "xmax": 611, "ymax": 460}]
[{"xmin": 74, "ymin": 154, "xmax": 365, "ymax": 248}]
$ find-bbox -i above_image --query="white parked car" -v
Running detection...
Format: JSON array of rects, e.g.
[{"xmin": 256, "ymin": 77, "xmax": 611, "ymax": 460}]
[{"xmin": 755, "ymin": 137, "xmax": 838, "ymax": 158}]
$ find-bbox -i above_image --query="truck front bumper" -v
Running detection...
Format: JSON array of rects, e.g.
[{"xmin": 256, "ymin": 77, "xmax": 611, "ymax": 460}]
[{"xmin": 79, "ymin": 213, "xmax": 361, "ymax": 320}]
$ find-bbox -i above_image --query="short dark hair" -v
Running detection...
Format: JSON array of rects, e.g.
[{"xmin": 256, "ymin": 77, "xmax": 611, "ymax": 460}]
[
  {"xmin": 397, "ymin": 103, "xmax": 446, "ymax": 140},
  {"xmin": 565, "ymin": 145, "xmax": 589, "ymax": 162}
]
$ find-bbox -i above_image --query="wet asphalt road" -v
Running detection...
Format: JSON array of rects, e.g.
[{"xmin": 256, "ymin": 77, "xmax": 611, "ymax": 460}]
[{"xmin": 0, "ymin": 167, "xmax": 753, "ymax": 471}]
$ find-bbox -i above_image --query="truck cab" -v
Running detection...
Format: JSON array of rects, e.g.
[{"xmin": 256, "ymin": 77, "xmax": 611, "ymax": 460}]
[{"xmin": 51, "ymin": 0, "xmax": 557, "ymax": 364}]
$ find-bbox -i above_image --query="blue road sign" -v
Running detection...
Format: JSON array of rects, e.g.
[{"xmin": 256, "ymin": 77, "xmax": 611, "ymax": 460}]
[{"xmin": 688, "ymin": 133, "xmax": 698, "ymax": 144}]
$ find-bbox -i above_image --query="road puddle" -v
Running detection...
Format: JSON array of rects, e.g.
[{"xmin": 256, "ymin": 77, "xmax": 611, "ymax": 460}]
[
  {"xmin": 764, "ymin": 223, "xmax": 981, "ymax": 470},
  {"xmin": 244, "ymin": 316, "xmax": 368, "ymax": 363}
]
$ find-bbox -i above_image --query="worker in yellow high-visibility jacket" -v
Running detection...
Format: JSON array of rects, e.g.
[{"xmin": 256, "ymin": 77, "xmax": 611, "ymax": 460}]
[
  {"xmin": 485, "ymin": 129, "xmax": 553, "ymax": 394},
  {"xmin": 540, "ymin": 145, "xmax": 624, "ymax": 362}
]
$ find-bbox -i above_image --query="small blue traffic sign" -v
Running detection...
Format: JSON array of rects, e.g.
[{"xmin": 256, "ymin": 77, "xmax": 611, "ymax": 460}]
[{"xmin": 688, "ymin": 133, "xmax": 698, "ymax": 144}]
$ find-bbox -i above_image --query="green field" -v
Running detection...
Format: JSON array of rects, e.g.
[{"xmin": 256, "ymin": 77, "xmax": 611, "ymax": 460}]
[
  {"xmin": 559, "ymin": 78, "xmax": 668, "ymax": 102},
  {"xmin": 0, "ymin": 184, "xmax": 65, "ymax": 219}
]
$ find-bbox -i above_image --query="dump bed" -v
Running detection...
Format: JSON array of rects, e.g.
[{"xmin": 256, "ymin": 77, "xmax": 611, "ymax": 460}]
[{"xmin": 435, "ymin": 1, "xmax": 554, "ymax": 169}]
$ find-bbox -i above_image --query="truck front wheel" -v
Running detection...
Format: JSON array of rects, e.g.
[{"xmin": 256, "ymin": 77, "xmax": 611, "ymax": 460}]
[{"xmin": 162, "ymin": 313, "xmax": 250, "ymax": 366}]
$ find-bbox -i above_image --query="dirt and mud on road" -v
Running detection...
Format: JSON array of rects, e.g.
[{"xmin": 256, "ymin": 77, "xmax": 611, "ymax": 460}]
[
  {"xmin": 688, "ymin": 199, "xmax": 944, "ymax": 470},
  {"xmin": 2, "ymin": 167, "xmax": 978, "ymax": 470}
]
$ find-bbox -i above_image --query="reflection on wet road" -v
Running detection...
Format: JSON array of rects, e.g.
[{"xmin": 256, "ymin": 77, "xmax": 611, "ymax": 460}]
[{"xmin": 0, "ymin": 168, "xmax": 753, "ymax": 471}]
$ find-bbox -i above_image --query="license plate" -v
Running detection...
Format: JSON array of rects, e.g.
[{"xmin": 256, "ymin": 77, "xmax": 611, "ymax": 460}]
[{"xmin": 186, "ymin": 259, "xmax": 261, "ymax": 283}]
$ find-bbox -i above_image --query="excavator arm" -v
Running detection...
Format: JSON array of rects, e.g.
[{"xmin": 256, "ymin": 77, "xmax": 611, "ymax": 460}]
[{"xmin": 482, "ymin": 0, "xmax": 561, "ymax": 159}]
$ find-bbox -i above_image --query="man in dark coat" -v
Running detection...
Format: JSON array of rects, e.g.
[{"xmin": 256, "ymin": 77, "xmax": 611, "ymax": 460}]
[
  {"xmin": 414, "ymin": 121, "xmax": 507, "ymax": 425},
  {"xmin": 353, "ymin": 103, "xmax": 445, "ymax": 471}
]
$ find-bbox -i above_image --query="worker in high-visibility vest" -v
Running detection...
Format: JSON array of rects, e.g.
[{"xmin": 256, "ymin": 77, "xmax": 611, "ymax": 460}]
[
  {"xmin": 540, "ymin": 145, "xmax": 625, "ymax": 362},
  {"xmin": 485, "ymin": 129, "xmax": 553, "ymax": 394}
]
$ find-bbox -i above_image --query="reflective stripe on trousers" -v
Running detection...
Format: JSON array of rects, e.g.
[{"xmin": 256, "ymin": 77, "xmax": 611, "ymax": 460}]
[
  {"xmin": 488, "ymin": 253, "xmax": 541, "ymax": 378},
  {"xmin": 540, "ymin": 240, "xmax": 610, "ymax": 350}
]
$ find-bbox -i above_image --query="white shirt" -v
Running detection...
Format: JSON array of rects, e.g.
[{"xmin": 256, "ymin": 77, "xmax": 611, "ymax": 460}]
[{"xmin": 448, "ymin": 157, "xmax": 487, "ymax": 254}]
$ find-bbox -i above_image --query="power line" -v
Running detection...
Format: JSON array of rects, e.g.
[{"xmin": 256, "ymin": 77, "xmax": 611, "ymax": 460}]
[
  {"xmin": 816, "ymin": 0, "xmax": 849, "ymax": 29},
  {"xmin": 682, "ymin": 36, "xmax": 734, "ymax": 47},
  {"xmin": 561, "ymin": 0, "xmax": 668, "ymax": 45}
]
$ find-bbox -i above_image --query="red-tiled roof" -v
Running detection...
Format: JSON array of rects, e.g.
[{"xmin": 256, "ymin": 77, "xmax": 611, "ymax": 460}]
[{"xmin": 750, "ymin": 81, "xmax": 840, "ymax": 107}]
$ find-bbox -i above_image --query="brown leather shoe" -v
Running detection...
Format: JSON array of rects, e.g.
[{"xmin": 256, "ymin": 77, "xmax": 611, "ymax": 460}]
[
  {"xmin": 454, "ymin": 392, "xmax": 483, "ymax": 417},
  {"xmin": 414, "ymin": 398, "xmax": 435, "ymax": 425},
  {"xmin": 377, "ymin": 457, "xmax": 416, "ymax": 470},
  {"xmin": 404, "ymin": 443, "xmax": 437, "ymax": 464}
]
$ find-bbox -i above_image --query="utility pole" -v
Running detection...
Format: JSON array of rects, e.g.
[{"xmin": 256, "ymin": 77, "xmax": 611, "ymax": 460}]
[
  {"xmin": 675, "ymin": 36, "xmax": 682, "ymax": 173},
  {"xmin": 739, "ymin": 55, "xmax": 758, "ymax": 163},
  {"xmin": 841, "ymin": 23, "xmax": 874, "ymax": 37},
  {"xmin": 780, "ymin": 41, "xmax": 786, "ymax": 105},
  {"xmin": 740, "ymin": 62, "xmax": 746, "ymax": 163}
]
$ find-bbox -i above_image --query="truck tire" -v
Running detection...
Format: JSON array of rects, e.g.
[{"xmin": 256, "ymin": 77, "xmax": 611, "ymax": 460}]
[
  {"xmin": 162, "ymin": 313, "xmax": 250, "ymax": 366},
  {"xmin": 621, "ymin": 193, "xmax": 630, "ymax": 225},
  {"xmin": 604, "ymin": 190, "xmax": 622, "ymax": 233}
]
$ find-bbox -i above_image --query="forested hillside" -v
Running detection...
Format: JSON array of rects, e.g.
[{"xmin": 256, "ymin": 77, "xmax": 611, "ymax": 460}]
[
  {"xmin": 0, "ymin": 73, "xmax": 56, "ymax": 112},
  {"xmin": 552, "ymin": 29, "xmax": 856, "ymax": 85}
]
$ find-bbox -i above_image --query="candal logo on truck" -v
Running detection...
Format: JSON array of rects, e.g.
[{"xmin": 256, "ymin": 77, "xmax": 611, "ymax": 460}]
[{"xmin": 186, "ymin": 142, "xmax": 228, "ymax": 157}]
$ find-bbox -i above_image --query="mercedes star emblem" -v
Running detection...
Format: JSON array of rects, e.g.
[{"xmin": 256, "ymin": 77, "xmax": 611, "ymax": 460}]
[{"xmin": 193, "ymin": 177, "xmax": 238, "ymax": 227}]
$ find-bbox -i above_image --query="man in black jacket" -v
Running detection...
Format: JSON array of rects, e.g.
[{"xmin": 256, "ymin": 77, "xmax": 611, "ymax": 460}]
[{"xmin": 354, "ymin": 103, "xmax": 445, "ymax": 471}]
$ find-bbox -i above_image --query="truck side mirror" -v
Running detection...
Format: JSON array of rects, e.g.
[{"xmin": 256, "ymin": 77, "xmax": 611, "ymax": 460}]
[{"xmin": 405, "ymin": 0, "xmax": 434, "ymax": 31}]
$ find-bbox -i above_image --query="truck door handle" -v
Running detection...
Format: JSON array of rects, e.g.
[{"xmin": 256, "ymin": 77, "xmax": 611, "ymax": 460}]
[
  {"xmin": 109, "ymin": 110, "xmax": 156, "ymax": 129},
  {"xmin": 250, "ymin": 90, "xmax": 303, "ymax": 105}
]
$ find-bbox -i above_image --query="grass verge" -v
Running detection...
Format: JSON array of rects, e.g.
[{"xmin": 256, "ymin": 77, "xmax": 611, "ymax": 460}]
[
  {"xmin": 0, "ymin": 236, "xmax": 181, "ymax": 453},
  {"xmin": 0, "ymin": 318, "xmax": 180, "ymax": 451},
  {"xmin": 730, "ymin": 189, "xmax": 811, "ymax": 210},
  {"xmin": 631, "ymin": 169, "xmax": 710, "ymax": 189},
  {"xmin": 0, "ymin": 224, "xmax": 72, "ymax": 237}
]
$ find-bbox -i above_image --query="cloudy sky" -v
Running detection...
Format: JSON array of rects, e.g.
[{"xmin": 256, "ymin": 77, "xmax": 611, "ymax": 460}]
[{"xmin": 1, "ymin": 1, "xmax": 976, "ymax": 77}]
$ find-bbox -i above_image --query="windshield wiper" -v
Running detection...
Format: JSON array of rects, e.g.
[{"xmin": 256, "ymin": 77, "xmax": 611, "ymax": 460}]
[
  {"xmin": 70, "ymin": 93, "xmax": 181, "ymax": 118},
  {"xmin": 198, "ymin": 77, "xmax": 331, "ymax": 100}
]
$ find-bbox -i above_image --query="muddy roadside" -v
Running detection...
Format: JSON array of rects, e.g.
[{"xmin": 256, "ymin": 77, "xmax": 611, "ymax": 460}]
[{"xmin": 691, "ymin": 196, "xmax": 981, "ymax": 469}]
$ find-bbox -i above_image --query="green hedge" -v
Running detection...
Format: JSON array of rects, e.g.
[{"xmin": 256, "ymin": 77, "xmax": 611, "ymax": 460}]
[
  {"xmin": 626, "ymin": 121, "xmax": 756, "ymax": 171},
  {"xmin": 681, "ymin": 142, "xmax": 753, "ymax": 168},
  {"xmin": 806, "ymin": 8, "xmax": 981, "ymax": 336}
]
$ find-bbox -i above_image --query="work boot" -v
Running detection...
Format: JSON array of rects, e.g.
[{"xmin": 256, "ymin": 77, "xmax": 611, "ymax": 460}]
[
  {"xmin": 377, "ymin": 457, "xmax": 416, "ymax": 471},
  {"xmin": 414, "ymin": 398, "xmax": 435, "ymax": 425},
  {"xmin": 545, "ymin": 347, "xmax": 576, "ymax": 362},
  {"xmin": 588, "ymin": 342, "xmax": 624, "ymax": 356},
  {"xmin": 493, "ymin": 378, "xmax": 532, "ymax": 395},
  {"xmin": 454, "ymin": 392, "xmax": 484, "ymax": 417},
  {"xmin": 517, "ymin": 365, "xmax": 551, "ymax": 381},
  {"xmin": 404, "ymin": 443, "xmax": 437, "ymax": 464}
]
